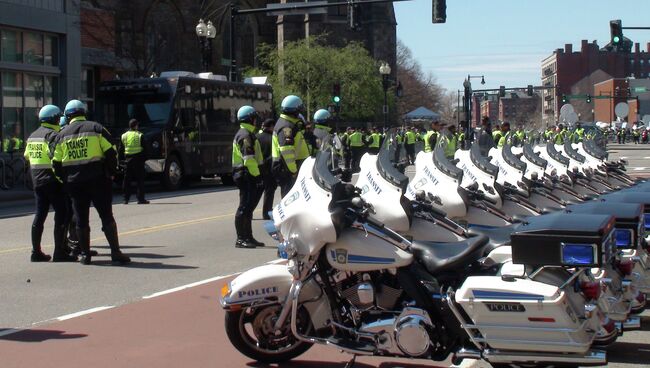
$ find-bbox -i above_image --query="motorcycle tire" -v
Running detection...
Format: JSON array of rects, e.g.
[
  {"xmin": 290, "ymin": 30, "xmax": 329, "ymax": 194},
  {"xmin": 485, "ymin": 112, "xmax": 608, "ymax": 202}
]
[{"xmin": 224, "ymin": 305, "xmax": 313, "ymax": 363}]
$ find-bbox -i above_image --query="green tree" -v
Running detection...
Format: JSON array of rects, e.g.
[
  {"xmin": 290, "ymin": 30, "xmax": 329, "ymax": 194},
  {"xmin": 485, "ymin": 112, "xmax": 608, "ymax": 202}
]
[{"xmin": 245, "ymin": 37, "xmax": 386, "ymax": 122}]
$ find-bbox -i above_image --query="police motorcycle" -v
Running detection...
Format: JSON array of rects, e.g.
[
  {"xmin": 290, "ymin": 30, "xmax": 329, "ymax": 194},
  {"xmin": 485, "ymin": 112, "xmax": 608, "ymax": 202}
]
[
  {"xmin": 357, "ymin": 142, "xmax": 639, "ymax": 343},
  {"xmin": 554, "ymin": 141, "xmax": 613, "ymax": 195},
  {"xmin": 220, "ymin": 149, "xmax": 609, "ymax": 367},
  {"xmin": 576, "ymin": 139, "xmax": 639, "ymax": 188},
  {"xmin": 406, "ymin": 142, "xmax": 518, "ymax": 228}
]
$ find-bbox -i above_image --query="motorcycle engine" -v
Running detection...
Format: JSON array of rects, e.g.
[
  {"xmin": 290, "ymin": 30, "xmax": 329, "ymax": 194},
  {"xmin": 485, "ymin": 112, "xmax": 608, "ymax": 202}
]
[{"xmin": 334, "ymin": 271, "xmax": 402, "ymax": 310}]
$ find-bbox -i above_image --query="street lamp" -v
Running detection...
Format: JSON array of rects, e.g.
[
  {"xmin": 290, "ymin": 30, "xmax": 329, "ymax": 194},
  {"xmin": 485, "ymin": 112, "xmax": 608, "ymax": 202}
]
[
  {"xmin": 379, "ymin": 62, "xmax": 391, "ymax": 128},
  {"xmin": 196, "ymin": 19, "xmax": 216, "ymax": 72},
  {"xmin": 463, "ymin": 74, "xmax": 486, "ymax": 144}
]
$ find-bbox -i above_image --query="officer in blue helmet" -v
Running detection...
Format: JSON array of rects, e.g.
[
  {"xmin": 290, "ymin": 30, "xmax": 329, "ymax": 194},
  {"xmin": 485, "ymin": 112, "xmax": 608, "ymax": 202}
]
[
  {"xmin": 52, "ymin": 99, "xmax": 130, "ymax": 265},
  {"xmin": 232, "ymin": 105, "xmax": 264, "ymax": 248},
  {"xmin": 23, "ymin": 105, "xmax": 77, "ymax": 262},
  {"xmin": 271, "ymin": 95, "xmax": 310, "ymax": 196},
  {"xmin": 312, "ymin": 109, "xmax": 333, "ymax": 155}
]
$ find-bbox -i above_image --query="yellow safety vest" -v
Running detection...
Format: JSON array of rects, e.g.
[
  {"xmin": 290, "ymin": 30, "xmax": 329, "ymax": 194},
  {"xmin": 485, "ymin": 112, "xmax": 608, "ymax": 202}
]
[
  {"xmin": 121, "ymin": 130, "xmax": 144, "ymax": 156},
  {"xmin": 423, "ymin": 130, "xmax": 438, "ymax": 152}
]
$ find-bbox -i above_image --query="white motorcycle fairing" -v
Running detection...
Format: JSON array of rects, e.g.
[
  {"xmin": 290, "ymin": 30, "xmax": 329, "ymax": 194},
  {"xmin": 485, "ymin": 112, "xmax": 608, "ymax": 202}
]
[
  {"xmin": 406, "ymin": 150, "xmax": 467, "ymax": 219},
  {"xmin": 357, "ymin": 153, "xmax": 410, "ymax": 232},
  {"xmin": 273, "ymin": 157, "xmax": 338, "ymax": 256},
  {"xmin": 489, "ymin": 146, "xmax": 527, "ymax": 197},
  {"xmin": 535, "ymin": 143, "xmax": 570, "ymax": 179},
  {"xmin": 455, "ymin": 145, "xmax": 502, "ymax": 208}
]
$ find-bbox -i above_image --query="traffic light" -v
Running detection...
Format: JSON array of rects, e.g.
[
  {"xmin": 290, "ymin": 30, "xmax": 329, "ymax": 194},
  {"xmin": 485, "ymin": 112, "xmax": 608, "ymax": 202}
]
[
  {"xmin": 610, "ymin": 20, "xmax": 623, "ymax": 45},
  {"xmin": 332, "ymin": 82, "xmax": 341, "ymax": 104},
  {"xmin": 527, "ymin": 85, "xmax": 533, "ymax": 96},
  {"xmin": 432, "ymin": 0, "xmax": 446, "ymax": 24},
  {"xmin": 499, "ymin": 85, "xmax": 506, "ymax": 98},
  {"xmin": 561, "ymin": 95, "xmax": 568, "ymax": 103},
  {"xmin": 586, "ymin": 94, "xmax": 592, "ymax": 103},
  {"xmin": 348, "ymin": 3, "xmax": 361, "ymax": 30}
]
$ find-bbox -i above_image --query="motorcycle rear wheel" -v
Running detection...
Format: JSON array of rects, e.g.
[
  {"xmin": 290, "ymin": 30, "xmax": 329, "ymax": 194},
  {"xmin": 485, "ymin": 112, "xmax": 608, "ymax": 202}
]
[{"xmin": 225, "ymin": 305, "xmax": 313, "ymax": 363}]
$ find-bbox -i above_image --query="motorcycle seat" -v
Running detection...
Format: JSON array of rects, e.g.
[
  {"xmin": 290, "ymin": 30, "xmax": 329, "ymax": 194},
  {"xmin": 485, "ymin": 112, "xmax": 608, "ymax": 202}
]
[
  {"xmin": 467, "ymin": 226, "xmax": 516, "ymax": 252},
  {"xmin": 410, "ymin": 235, "xmax": 489, "ymax": 275}
]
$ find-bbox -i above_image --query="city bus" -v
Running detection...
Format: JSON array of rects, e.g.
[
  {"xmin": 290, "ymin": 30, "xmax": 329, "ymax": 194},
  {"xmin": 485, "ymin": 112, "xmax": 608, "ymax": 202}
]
[{"xmin": 96, "ymin": 72, "xmax": 273, "ymax": 190}]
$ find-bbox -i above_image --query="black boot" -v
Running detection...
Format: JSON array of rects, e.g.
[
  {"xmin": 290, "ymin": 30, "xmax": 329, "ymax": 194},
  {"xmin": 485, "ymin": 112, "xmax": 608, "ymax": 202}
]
[
  {"xmin": 77, "ymin": 227, "xmax": 92, "ymax": 265},
  {"xmin": 53, "ymin": 225, "xmax": 77, "ymax": 262},
  {"xmin": 30, "ymin": 225, "xmax": 51, "ymax": 262},
  {"xmin": 103, "ymin": 222, "xmax": 131, "ymax": 264},
  {"xmin": 234, "ymin": 216, "xmax": 255, "ymax": 249},
  {"xmin": 245, "ymin": 215, "xmax": 264, "ymax": 247}
]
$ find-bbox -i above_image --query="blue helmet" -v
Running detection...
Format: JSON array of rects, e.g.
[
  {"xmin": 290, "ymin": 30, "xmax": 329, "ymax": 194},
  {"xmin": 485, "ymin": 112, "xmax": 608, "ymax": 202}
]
[
  {"xmin": 59, "ymin": 116, "xmax": 67, "ymax": 128},
  {"xmin": 64, "ymin": 99, "xmax": 87, "ymax": 119},
  {"xmin": 38, "ymin": 105, "xmax": 62, "ymax": 124},
  {"xmin": 280, "ymin": 95, "xmax": 303, "ymax": 115},
  {"xmin": 313, "ymin": 109, "xmax": 332, "ymax": 124},
  {"xmin": 237, "ymin": 105, "xmax": 257, "ymax": 123}
]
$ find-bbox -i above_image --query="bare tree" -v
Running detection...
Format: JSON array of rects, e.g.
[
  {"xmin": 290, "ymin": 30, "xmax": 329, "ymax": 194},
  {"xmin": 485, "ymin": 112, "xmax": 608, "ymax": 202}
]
[{"xmin": 396, "ymin": 40, "xmax": 445, "ymax": 119}]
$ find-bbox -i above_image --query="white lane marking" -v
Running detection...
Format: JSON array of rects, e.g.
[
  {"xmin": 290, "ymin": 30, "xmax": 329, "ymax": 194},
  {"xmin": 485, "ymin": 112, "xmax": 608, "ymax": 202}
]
[
  {"xmin": 142, "ymin": 274, "xmax": 234, "ymax": 299},
  {"xmin": 644, "ymin": 157, "xmax": 650, "ymax": 159},
  {"xmin": 0, "ymin": 328, "xmax": 22, "ymax": 337},
  {"xmin": 621, "ymin": 157, "xmax": 628, "ymax": 159},
  {"xmin": 633, "ymin": 167, "xmax": 647, "ymax": 171},
  {"xmin": 56, "ymin": 306, "xmax": 114, "ymax": 321}
]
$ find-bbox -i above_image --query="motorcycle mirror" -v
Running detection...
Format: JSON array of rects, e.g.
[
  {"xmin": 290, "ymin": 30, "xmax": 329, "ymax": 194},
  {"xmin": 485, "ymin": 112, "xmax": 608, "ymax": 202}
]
[
  {"xmin": 531, "ymin": 172, "xmax": 539, "ymax": 181},
  {"xmin": 467, "ymin": 182, "xmax": 479, "ymax": 191},
  {"xmin": 427, "ymin": 193, "xmax": 443, "ymax": 205},
  {"xmin": 415, "ymin": 190, "xmax": 426, "ymax": 201}
]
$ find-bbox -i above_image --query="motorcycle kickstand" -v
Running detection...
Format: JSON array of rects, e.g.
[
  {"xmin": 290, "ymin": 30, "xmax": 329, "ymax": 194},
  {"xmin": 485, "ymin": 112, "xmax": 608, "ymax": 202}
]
[{"xmin": 344, "ymin": 354, "xmax": 357, "ymax": 368}]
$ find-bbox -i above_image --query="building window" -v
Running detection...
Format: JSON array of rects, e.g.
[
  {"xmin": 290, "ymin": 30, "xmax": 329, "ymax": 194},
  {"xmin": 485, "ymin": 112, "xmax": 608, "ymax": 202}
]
[
  {"xmin": 23, "ymin": 32, "xmax": 44, "ymax": 65},
  {"xmin": 80, "ymin": 68, "xmax": 95, "ymax": 113},
  {"xmin": 641, "ymin": 59, "xmax": 645, "ymax": 65},
  {"xmin": 630, "ymin": 58, "xmax": 635, "ymax": 65},
  {"xmin": 1, "ymin": 29, "xmax": 22, "ymax": 63},
  {"xmin": 44, "ymin": 35, "xmax": 58, "ymax": 66}
]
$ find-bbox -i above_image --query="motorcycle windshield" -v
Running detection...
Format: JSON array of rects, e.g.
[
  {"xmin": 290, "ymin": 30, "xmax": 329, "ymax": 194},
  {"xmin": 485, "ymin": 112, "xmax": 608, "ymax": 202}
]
[
  {"xmin": 547, "ymin": 142, "xmax": 570, "ymax": 167},
  {"xmin": 563, "ymin": 141, "xmax": 586, "ymax": 164},
  {"xmin": 469, "ymin": 142, "xmax": 498, "ymax": 177},
  {"xmin": 272, "ymin": 151, "xmax": 339, "ymax": 257},
  {"xmin": 523, "ymin": 143, "xmax": 547, "ymax": 170},
  {"xmin": 502, "ymin": 143, "xmax": 527, "ymax": 173}
]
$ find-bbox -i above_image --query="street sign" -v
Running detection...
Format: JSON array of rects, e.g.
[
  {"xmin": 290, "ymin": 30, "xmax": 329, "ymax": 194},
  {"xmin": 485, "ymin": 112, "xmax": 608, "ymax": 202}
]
[
  {"xmin": 266, "ymin": 1, "xmax": 328, "ymax": 16},
  {"xmin": 633, "ymin": 87, "xmax": 648, "ymax": 93},
  {"xmin": 564, "ymin": 111, "xmax": 579, "ymax": 125},
  {"xmin": 559, "ymin": 103, "xmax": 575, "ymax": 117},
  {"xmin": 615, "ymin": 102, "xmax": 629, "ymax": 119}
]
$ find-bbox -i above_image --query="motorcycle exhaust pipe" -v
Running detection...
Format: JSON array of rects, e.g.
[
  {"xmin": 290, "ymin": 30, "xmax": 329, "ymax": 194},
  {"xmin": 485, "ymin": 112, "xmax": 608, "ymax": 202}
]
[{"xmin": 482, "ymin": 348, "xmax": 607, "ymax": 366}]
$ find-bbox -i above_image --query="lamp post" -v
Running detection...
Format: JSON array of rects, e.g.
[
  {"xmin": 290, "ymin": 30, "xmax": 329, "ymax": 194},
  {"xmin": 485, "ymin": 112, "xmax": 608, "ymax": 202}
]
[
  {"xmin": 195, "ymin": 19, "xmax": 216, "ymax": 72},
  {"xmin": 462, "ymin": 74, "xmax": 485, "ymax": 144},
  {"xmin": 379, "ymin": 62, "xmax": 391, "ymax": 129}
]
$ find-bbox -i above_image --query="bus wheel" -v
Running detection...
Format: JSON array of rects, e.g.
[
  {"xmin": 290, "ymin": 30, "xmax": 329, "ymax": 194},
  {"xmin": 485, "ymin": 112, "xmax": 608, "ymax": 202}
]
[
  {"xmin": 163, "ymin": 155, "xmax": 183, "ymax": 190},
  {"xmin": 220, "ymin": 174, "xmax": 235, "ymax": 186}
]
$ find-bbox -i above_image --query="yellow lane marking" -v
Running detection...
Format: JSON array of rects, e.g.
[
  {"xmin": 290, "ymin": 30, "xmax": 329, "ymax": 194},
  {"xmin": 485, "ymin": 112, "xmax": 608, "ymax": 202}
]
[{"xmin": 0, "ymin": 211, "xmax": 246, "ymax": 255}]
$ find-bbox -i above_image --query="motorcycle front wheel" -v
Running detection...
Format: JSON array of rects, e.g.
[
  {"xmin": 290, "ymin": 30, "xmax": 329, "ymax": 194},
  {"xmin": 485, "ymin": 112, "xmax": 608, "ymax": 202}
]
[{"xmin": 224, "ymin": 304, "xmax": 313, "ymax": 363}]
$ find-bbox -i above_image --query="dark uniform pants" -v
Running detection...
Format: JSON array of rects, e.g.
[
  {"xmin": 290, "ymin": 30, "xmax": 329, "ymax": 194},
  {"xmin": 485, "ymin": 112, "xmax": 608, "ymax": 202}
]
[
  {"xmin": 394, "ymin": 146, "xmax": 402, "ymax": 162},
  {"xmin": 235, "ymin": 174, "xmax": 261, "ymax": 240},
  {"xmin": 123, "ymin": 154, "xmax": 145, "ymax": 202},
  {"xmin": 260, "ymin": 174, "xmax": 277, "ymax": 219},
  {"xmin": 67, "ymin": 178, "xmax": 116, "ymax": 230},
  {"xmin": 405, "ymin": 144, "xmax": 415, "ymax": 164},
  {"xmin": 351, "ymin": 147, "xmax": 364, "ymax": 172},
  {"xmin": 33, "ymin": 182, "xmax": 67, "ymax": 229},
  {"xmin": 64, "ymin": 193, "xmax": 78, "ymax": 242}
]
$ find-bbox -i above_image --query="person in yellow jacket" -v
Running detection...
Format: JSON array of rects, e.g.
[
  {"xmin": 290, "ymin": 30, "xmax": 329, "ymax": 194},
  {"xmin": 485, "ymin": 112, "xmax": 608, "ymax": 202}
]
[
  {"xmin": 348, "ymin": 127, "xmax": 364, "ymax": 171},
  {"xmin": 232, "ymin": 106, "xmax": 264, "ymax": 248},
  {"xmin": 271, "ymin": 95, "xmax": 310, "ymax": 196},
  {"xmin": 24, "ymin": 105, "xmax": 77, "ymax": 263},
  {"xmin": 496, "ymin": 122, "xmax": 512, "ymax": 148},
  {"xmin": 120, "ymin": 119, "xmax": 148, "ymax": 204},
  {"xmin": 404, "ymin": 126, "xmax": 418, "ymax": 164},
  {"xmin": 367, "ymin": 127, "xmax": 382, "ymax": 155},
  {"xmin": 423, "ymin": 121, "xmax": 441, "ymax": 153}
]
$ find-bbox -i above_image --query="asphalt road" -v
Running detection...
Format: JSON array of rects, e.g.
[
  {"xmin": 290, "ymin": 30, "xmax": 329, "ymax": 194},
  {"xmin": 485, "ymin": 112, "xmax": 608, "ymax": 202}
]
[{"xmin": 1, "ymin": 143, "xmax": 649, "ymax": 367}]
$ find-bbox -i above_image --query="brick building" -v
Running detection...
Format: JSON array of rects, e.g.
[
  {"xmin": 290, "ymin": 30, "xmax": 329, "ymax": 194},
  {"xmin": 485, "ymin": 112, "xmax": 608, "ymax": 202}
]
[
  {"xmin": 479, "ymin": 94, "xmax": 499, "ymax": 124},
  {"xmin": 541, "ymin": 40, "xmax": 650, "ymax": 126},
  {"xmin": 80, "ymin": 0, "xmax": 396, "ymax": 108},
  {"xmin": 594, "ymin": 77, "xmax": 650, "ymax": 123},
  {"xmin": 498, "ymin": 91, "xmax": 541, "ymax": 127}
]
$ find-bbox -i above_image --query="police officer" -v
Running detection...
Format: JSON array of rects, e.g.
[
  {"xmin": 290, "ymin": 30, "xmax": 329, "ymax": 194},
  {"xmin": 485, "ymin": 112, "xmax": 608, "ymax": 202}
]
[
  {"xmin": 404, "ymin": 126, "xmax": 417, "ymax": 164},
  {"xmin": 121, "ymin": 119, "xmax": 149, "ymax": 204},
  {"xmin": 496, "ymin": 122, "xmax": 512, "ymax": 148},
  {"xmin": 348, "ymin": 127, "xmax": 364, "ymax": 171},
  {"xmin": 23, "ymin": 105, "xmax": 77, "ymax": 262},
  {"xmin": 256, "ymin": 118, "xmax": 277, "ymax": 220},
  {"xmin": 423, "ymin": 121, "xmax": 441, "ymax": 153},
  {"xmin": 367, "ymin": 127, "xmax": 381, "ymax": 155},
  {"xmin": 272, "ymin": 95, "xmax": 310, "ymax": 197},
  {"xmin": 393, "ymin": 128, "xmax": 403, "ymax": 162},
  {"xmin": 52, "ymin": 100, "xmax": 130, "ymax": 265},
  {"xmin": 312, "ymin": 109, "xmax": 333, "ymax": 153},
  {"xmin": 232, "ymin": 106, "xmax": 264, "ymax": 248}
]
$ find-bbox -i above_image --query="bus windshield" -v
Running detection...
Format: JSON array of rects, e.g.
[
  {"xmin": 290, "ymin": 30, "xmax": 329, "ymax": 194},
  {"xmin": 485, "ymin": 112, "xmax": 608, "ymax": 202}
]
[{"xmin": 99, "ymin": 93, "xmax": 172, "ymax": 129}]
